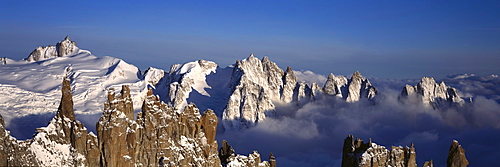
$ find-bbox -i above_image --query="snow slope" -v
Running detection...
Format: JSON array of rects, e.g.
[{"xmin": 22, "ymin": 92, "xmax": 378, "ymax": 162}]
[{"xmin": 0, "ymin": 49, "xmax": 151, "ymax": 129}]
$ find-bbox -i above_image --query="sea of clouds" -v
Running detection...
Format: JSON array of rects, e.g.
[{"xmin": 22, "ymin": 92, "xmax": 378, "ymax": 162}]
[{"xmin": 217, "ymin": 71, "xmax": 500, "ymax": 167}]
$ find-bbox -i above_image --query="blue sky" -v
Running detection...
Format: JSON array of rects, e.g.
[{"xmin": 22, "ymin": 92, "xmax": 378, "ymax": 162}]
[{"xmin": 1, "ymin": 0, "xmax": 499, "ymax": 79}]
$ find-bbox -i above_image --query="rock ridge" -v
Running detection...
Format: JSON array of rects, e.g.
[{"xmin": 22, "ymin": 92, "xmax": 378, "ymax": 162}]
[
  {"xmin": 341, "ymin": 135, "xmax": 468, "ymax": 167},
  {"xmin": 399, "ymin": 77, "xmax": 465, "ymax": 109},
  {"xmin": 26, "ymin": 36, "xmax": 79, "ymax": 62}
]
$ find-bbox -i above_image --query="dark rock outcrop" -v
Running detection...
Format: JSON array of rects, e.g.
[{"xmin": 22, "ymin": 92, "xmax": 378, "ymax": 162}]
[
  {"xmin": 342, "ymin": 135, "xmax": 416, "ymax": 167},
  {"xmin": 447, "ymin": 140, "xmax": 469, "ymax": 167},
  {"xmin": 422, "ymin": 160, "xmax": 433, "ymax": 167},
  {"xmin": 342, "ymin": 135, "xmax": 470, "ymax": 167}
]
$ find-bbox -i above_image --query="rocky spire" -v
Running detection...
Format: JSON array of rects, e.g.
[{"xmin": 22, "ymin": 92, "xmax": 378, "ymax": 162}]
[
  {"xmin": 323, "ymin": 71, "xmax": 376, "ymax": 102},
  {"xmin": 57, "ymin": 77, "xmax": 75, "ymax": 121},
  {"xmin": 201, "ymin": 109, "xmax": 218, "ymax": 142},
  {"xmin": 0, "ymin": 114, "xmax": 7, "ymax": 166},
  {"xmin": 269, "ymin": 153, "xmax": 277, "ymax": 167},
  {"xmin": 219, "ymin": 140, "xmax": 235, "ymax": 164},
  {"xmin": 423, "ymin": 160, "xmax": 434, "ymax": 167},
  {"xmin": 447, "ymin": 140, "xmax": 469, "ymax": 167},
  {"xmin": 281, "ymin": 66, "xmax": 297, "ymax": 103},
  {"xmin": 399, "ymin": 77, "xmax": 465, "ymax": 109}
]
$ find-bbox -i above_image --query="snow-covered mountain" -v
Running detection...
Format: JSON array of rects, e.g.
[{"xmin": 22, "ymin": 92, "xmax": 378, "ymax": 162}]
[
  {"xmin": 1, "ymin": 37, "xmax": 496, "ymax": 167},
  {"xmin": 0, "ymin": 37, "xmax": 155, "ymax": 132},
  {"xmin": 399, "ymin": 77, "xmax": 465, "ymax": 109}
]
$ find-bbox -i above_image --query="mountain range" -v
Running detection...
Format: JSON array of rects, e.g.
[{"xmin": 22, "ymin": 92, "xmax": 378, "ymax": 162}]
[{"xmin": 1, "ymin": 37, "xmax": 499, "ymax": 166}]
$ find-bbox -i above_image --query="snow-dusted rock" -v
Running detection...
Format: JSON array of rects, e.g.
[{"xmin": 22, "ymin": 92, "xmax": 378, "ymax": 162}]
[
  {"xmin": 26, "ymin": 36, "xmax": 78, "ymax": 62},
  {"xmin": 220, "ymin": 140, "xmax": 273, "ymax": 167},
  {"xmin": 341, "ymin": 135, "xmax": 416, "ymax": 167},
  {"xmin": 222, "ymin": 55, "xmax": 284, "ymax": 130},
  {"xmin": 447, "ymin": 140, "xmax": 469, "ymax": 167},
  {"xmin": 0, "ymin": 77, "xmax": 99, "ymax": 166},
  {"xmin": 280, "ymin": 66, "xmax": 297, "ymax": 103},
  {"xmin": 323, "ymin": 71, "xmax": 377, "ymax": 102},
  {"xmin": 155, "ymin": 60, "xmax": 218, "ymax": 111},
  {"xmin": 400, "ymin": 77, "xmax": 465, "ymax": 109}
]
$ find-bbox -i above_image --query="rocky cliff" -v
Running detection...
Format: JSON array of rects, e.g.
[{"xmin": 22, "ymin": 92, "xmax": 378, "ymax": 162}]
[
  {"xmin": 221, "ymin": 55, "xmax": 378, "ymax": 130},
  {"xmin": 447, "ymin": 140, "xmax": 469, "ymax": 167},
  {"xmin": 323, "ymin": 71, "xmax": 377, "ymax": 102},
  {"xmin": 26, "ymin": 36, "xmax": 79, "ymax": 62},
  {"xmin": 342, "ymin": 135, "xmax": 468, "ymax": 167},
  {"xmin": 342, "ymin": 135, "xmax": 416, "ymax": 167},
  {"xmin": 0, "ymin": 77, "xmax": 273, "ymax": 166},
  {"xmin": 222, "ymin": 54, "xmax": 284, "ymax": 130},
  {"xmin": 0, "ymin": 77, "xmax": 98, "ymax": 166},
  {"xmin": 399, "ymin": 77, "xmax": 464, "ymax": 109}
]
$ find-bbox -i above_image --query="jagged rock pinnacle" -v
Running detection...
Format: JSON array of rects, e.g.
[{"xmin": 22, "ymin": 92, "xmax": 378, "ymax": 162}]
[
  {"xmin": 57, "ymin": 77, "xmax": 75, "ymax": 121},
  {"xmin": 447, "ymin": 140, "xmax": 469, "ymax": 167}
]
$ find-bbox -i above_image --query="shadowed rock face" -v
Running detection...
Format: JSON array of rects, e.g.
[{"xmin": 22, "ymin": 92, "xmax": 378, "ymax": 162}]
[
  {"xmin": 57, "ymin": 77, "xmax": 75, "ymax": 121},
  {"xmin": 447, "ymin": 140, "xmax": 469, "ymax": 167}
]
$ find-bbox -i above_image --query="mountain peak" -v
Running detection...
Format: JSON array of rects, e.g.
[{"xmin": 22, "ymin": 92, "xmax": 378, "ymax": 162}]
[
  {"xmin": 399, "ymin": 77, "xmax": 465, "ymax": 109},
  {"xmin": 26, "ymin": 36, "xmax": 79, "ymax": 62}
]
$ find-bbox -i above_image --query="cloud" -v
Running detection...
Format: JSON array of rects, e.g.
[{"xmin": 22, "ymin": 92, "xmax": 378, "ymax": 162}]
[
  {"xmin": 217, "ymin": 74, "xmax": 500, "ymax": 167},
  {"xmin": 293, "ymin": 70, "xmax": 327, "ymax": 87}
]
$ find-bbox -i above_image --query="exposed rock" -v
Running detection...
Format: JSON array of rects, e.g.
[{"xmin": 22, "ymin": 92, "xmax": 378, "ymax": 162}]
[
  {"xmin": 399, "ymin": 77, "xmax": 465, "ymax": 109},
  {"xmin": 0, "ymin": 77, "xmax": 98, "ymax": 166},
  {"xmin": 26, "ymin": 36, "xmax": 79, "ymax": 62},
  {"xmin": 201, "ymin": 109, "xmax": 218, "ymax": 142},
  {"xmin": 447, "ymin": 140, "xmax": 469, "ymax": 167},
  {"xmin": 293, "ymin": 81, "xmax": 312, "ymax": 106},
  {"xmin": 157, "ymin": 59, "xmax": 217, "ymax": 111},
  {"xmin": 269, "ymin": 153, "xmax": 277, "ymax": 167},
  {"xmin": 57, "ymin": 77, "xmax": 75, "ymax": 121},
  {"xmin": 143, "ymin": 67, "xmax": 166, "ymax": 87},
  {"xmin": 97, "ymin": 85, "xmax": 138, "ymax": 167},
  {"xmin": 323, "ymin": 71, "xmax": 377, "ymax": 102},
  {"xmin": 281, "ymin": 66, "xmax": 297, "ymax": 103},
  {"xmin": 222, "ymin": 55, "xmax": 280, "ymax": 130},
  {"xmin": 342, "ymin": 135, "xmax": 416, "ymax": 167},
  {"xmin": 219, "ymin": 140, "xmax": 236, "ymax": 164},
  {"xmin": 0, "ymin": 113, "xmax": 8, "ymax": 166},
  {"xmin": 220, "ymin": 140, "xmax": 272, "ymax": 167},
  {"xmin": 57, "ymin": 36, "xmax": 78, "ymax": 57},
  {"xmin": 422, "ymin": 160, "xmax": 433, "ymax": 167},
  {"xmin": 324, "ymin": 73, "xmax": 348, "ymax": 97},
  {"xmin": 134, "ymin": 88, "xmax": 221, "ymax": 166}
]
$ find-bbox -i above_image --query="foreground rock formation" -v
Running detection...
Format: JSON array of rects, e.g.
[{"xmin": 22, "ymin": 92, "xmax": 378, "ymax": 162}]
[
  {"xmin": 341, "ymin": 135, "xmax": 468, "ymax": 167},
  {"xmin": 342, "ymin": 135, "xmax": 416, "ymax": 167},
  {"xmin": 447, "ymin": 140, "xmax": 469, "ymax": 167},
  {"xmin": 399, "ymin": 77, "xmax": 464, "ymax": 109},
  {"xmin": 0, "ymin": 78, "xmax": 274, "ymax": 166},
  {"xmin": 0, "ymin": 77, "xmax": 98, "ymax": 166}
]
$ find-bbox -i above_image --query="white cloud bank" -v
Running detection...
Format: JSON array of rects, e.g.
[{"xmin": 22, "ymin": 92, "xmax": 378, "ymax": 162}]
[{"xmin": 218, "ymin": 73, "xmax": 500, "ymax": 167}]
